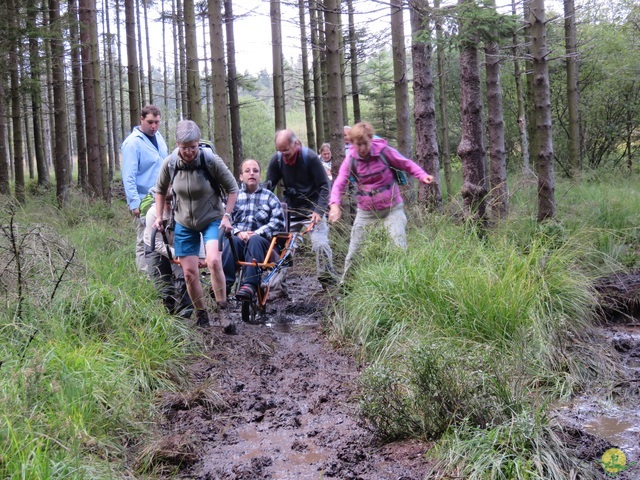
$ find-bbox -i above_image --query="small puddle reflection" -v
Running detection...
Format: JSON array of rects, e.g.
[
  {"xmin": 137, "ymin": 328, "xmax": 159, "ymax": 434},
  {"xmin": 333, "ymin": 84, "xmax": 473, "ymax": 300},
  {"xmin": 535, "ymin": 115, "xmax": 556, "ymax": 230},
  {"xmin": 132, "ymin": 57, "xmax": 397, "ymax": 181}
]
[
  {"xmin": 583, "ymin": 416, "xmax": 636, "ymax": 451},
  {"xmin": 265, "ymin": 322, "xmax": 318, "ymax": 333}
]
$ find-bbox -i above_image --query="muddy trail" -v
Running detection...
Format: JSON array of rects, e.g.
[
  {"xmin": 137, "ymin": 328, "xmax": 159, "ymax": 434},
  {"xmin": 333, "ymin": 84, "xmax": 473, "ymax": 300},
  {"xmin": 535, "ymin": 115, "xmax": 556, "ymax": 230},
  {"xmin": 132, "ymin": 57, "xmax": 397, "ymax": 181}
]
[
  {"xmin": 149, "ymin": 270, "xmax": 431, "ymax": 479},
  {"xmin": 147, "ymin": 270, "xmax": 640, "ymax": 479}
]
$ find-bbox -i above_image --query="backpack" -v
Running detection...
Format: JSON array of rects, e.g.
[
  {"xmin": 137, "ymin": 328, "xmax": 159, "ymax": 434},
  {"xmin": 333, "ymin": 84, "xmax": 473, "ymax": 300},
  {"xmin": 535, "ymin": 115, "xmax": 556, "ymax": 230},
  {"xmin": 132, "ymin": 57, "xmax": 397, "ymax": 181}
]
[
  {"xmin": 349, "ymin": 147, "xmax": 409, "ymax": 190},
  {"xmin": 276, "ymin": 146, "xmax": 310, "ymax": 177},
  {"xmin": 168, "ymin": 140, "xmax": 223, "ymax": 200},
  {"xmin": 139, "ymin": 191, "xmax": 155, "ymax": 217}
]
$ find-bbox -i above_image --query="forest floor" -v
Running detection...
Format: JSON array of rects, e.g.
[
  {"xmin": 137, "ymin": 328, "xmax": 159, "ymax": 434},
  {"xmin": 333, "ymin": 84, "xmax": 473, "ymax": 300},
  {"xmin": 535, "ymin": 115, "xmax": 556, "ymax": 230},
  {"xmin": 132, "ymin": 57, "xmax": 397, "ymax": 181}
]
[{"xmin": 143, "ymin": 269, "xmax": 640, "ymax": 479}]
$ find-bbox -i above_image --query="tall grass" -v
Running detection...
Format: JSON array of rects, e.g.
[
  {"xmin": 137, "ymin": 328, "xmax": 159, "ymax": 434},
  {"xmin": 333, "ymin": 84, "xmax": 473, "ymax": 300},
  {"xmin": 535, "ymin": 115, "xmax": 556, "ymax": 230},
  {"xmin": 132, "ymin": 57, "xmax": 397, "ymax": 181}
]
[
  {"xmin": 328, "ymin": 174, "xmax": 639, "ymax": 478},
  {"xmin": 1, "ymin": 192, "xmax": 197, "ymax": 478}
]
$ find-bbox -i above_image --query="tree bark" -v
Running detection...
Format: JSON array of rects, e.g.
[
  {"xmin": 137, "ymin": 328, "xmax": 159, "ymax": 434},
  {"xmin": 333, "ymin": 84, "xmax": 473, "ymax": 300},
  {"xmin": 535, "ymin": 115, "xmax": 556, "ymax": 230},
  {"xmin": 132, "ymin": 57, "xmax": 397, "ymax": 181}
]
[
  {"xmin": 143, "ymin": 0, "xmax": 154, "ymax": 104},
  {"xmin": 184, "ymin": 0, "xmax": 202, "ymax": 124},
  {"xmin": 346, "ymin": 0, "xmax": 360, "ymax": 124},
  {"xmin": 324, "ymin": 0, "xmax": 344, "ymax": 180},
  {"xmin": 224, "ymin": 0, "xmax": 244, "ymax": 174},
  {"xmin": 299, "ymin": 0, "xmax": 316, "ymax": 151},
  {"xmin": 136, "ymin": 0, "xmax": 146, "ymax": 103},
  {"xmin": 485, "ymin": 1, "xmax": 508, "ymax": 221},
  {"xmin": 271, "ymin": 0, "xmax": 286, "ymax": 130},
  {"xmin": 511, "ymin": 0, "xmax": 530, "ymax": 173},
  {"xmin": 409, "ymin": 0, "xmax": 442, "ymax": 212},
  {"xmin": 391, "ymin": 0, "xmax": 411, "ymax": 156},
  {"xmin": 531, "ymin": 0, "xmax": 555, "ymax": 221},
  {"xmin": 125, "ymin": 0, "xmax": 140, "ymax": 129},
  {"xmin": 457, "ymin": 0, "xmax": 488, "ymax": 224},
  {"xmin": 27, "ymin": 0, "xmax": 50, "ymax": 188},
  {"xmin": 176, "ymin": 0, "xmax": 188, "ymax": 119},
  {"xmin": 69, "ymin": 0, "xmax": 88, "ymax": 191},
  {"xmin": 115, "ymin": 0, "xmax": 127, "ymax": 142},
  {"xmin": 434, "ymin": 0, "xmax": 451, "ymax": 199},
  {"xmin": 0, "ymin": 67, "xmax": 9, "ymax": 195},
  {"xmin": 208, "ymin": 0, "xmax": 231, "ymax": 162},
  {"xmin": 309, "ymin": 0, "xmax": 324, "ymax": 145},
  {"xmin": 104, "ymin": 1, "xmax": 120, "ymax": 171},
  {"xmin": 564, "ymin": 0, "xmax": 581, "ymax": 175},
  {"xmin": 8, "ymin": 0, "xmax": 25, "ymax": 203},
  {"xmin": 49, "ymin": 0, "xmax": 70, "ymax": 207},
  {"xmin": 102, "ymin": 0, "xmax": 115, "ymax": 181},
  {"xmin": 201, "ymin": 13, "xmax": 212, "ymax": 139}
]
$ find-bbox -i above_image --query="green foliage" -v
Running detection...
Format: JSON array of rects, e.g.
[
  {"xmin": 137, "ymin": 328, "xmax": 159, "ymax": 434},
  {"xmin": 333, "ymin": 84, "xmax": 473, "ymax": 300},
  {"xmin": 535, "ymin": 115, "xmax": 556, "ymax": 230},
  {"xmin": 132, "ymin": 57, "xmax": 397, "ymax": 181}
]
[
  {"xmin": 359, "ymin": 50, "xmax": 398, "ymax": 142},
  {"xmin": 239, "ymin": 94, "xmax": 275, "ymax": 167},
  {"xmin": 0, "ymin": 192, "xmax": 196, "ymax": 478}
]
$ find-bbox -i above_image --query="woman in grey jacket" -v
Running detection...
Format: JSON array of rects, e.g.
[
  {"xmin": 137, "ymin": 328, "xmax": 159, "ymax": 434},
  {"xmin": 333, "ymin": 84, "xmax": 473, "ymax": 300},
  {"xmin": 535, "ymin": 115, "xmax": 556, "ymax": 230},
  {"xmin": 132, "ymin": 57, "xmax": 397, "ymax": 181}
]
[{"xmin": 154, "ymin": 120, "xmax": 239, "ymax": 334}]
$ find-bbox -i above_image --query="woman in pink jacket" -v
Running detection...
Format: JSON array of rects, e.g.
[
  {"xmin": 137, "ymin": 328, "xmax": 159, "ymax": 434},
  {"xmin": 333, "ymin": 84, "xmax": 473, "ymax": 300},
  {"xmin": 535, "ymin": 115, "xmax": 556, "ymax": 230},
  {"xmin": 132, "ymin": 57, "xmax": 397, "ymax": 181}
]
[{"xmin": 328, "ymin": 122, "xmax": 434, "ymax": 278}]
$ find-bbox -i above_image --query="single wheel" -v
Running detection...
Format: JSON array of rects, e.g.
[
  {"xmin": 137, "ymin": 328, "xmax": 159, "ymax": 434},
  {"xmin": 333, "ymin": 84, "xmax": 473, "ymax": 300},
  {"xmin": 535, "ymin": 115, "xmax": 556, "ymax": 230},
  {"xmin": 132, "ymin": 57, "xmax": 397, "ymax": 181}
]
[{"xmin": 241, "ymin": 299, "xmax": 259, "ymax": 324}]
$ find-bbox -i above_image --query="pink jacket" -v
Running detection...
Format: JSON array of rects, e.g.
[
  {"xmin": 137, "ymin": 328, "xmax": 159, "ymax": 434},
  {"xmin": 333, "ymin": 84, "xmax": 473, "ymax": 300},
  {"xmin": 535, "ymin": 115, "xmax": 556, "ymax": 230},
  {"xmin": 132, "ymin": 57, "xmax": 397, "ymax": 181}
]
[{"xmin": 329, "ymin": 137, "xmax": 429, "ymax": 211}]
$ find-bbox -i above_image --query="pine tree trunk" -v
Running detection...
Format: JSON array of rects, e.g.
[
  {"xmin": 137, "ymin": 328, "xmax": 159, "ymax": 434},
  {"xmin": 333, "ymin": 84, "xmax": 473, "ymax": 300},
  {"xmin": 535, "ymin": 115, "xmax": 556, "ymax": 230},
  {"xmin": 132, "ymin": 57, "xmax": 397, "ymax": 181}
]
[
  {"xmin": 102, "ymin": 0, "xmax": 115, "ymax": 181},
  {"xmin": 564, "ymin": 0, "xmax": 581, "ymax": 175},
  {"xmin": 201, "ymin": 16, "xmax": 212, "ymax": 139},
  {"xmin": 299, "ymin": 0, "xmax": 316, "ymax": 151},
  {"xmin": 346, "ymin": 0, "xmax": 360, "ymax": 124},
  {"xmin": 176, "ymin": 0, "xmax": 188, "ymax": 118},
  {"xmin": 531, "ymin": 0, "xmax": 555, "ymax": 221},
  {"xmin": 143, "ymin": 0, "xmax": 154, "ymax": 104},
  {"xmin": 8, "ymin": 0, "xmax": 25, "ymax": 203},
  {"xmin": 162, "ymin": 0, "xmax": 170, "ymax": 133},
  {"xmin": 324, "ymin": 0, "xmax": 344, "ymax": 181},
  {"xmin": 511, "ymin": 0, "xmax": 530, "ymax": 173},
  {"xmin": 409, "ymin": 0, "xmax": 442, "ymax": 211},
  {"xmin": 125, "ymin": 0, "xmax": 140, "ymax": 129},
  {"xmin": 224, "ymin": 0, "xmax": 243, "ymax": 175},
  {"xmin": 391, "ymin": 0, "xmax": 411, "ymax": 156},
  {"xmin": 434, "ymin": 0, "xmax": 451, "ymax": 199},
  {"xmin": 173, "ymin": 0, "xmax": 182, "ymax": 120},
  {"xmin": 339, "ymin": 15, "xmax": 348, "ymax": 128},
  {"xmin": 184, "ymin": 0, "xmax": 202, "ymax": 124},
  {"xmin": 69, "ymin": 0, "xmax": 87, "ymax": 191},
  {"xmin": 271, "ymin": 0, "xmax": 286, "ymax": 130},
  {"xmin": 208, "ymin": 0, "xmax": 230, "ymax": 162},
  {"xmin": 27, "ymin": 0, "xmax": 50, "ymax": 188},
  {"xmin": 0, "ymin": 69, "xmax": 9, "ymax": 195},
  {"xmin": 523, "ymin": 0, "xmax": 536, "ymax": 169},
  {"xmin": 457, "ymin": 0, "xmax": 488, "ymax": 224},
  {"xmin": 49, "ymin": 0, "xmax": 70, "ymax": 206},
  {"xmin": 80, "ymin": 0, "xmax": 103, "ymax": 199},
  {"xmin": 136, "ymin": 0, "xmax": 147, "ymax": 104},
  {"xmin": 485, "ymin": 1, "xmax": 508, "ymax": 221},
  {"xmin": 115, "ymin": 0, "xmax": 127, "ymax": 142},
  {"xmin": 104, "ymin": 2, "xmax": 121, "ymax": 171},
  {"xmin": 309, "ymin": 0, "xmax": 324, "ymax": 146}
]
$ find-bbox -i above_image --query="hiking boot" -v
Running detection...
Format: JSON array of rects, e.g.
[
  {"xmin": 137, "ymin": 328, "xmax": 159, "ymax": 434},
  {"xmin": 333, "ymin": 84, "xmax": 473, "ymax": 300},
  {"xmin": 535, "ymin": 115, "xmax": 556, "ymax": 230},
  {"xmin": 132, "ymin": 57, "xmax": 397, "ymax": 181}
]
[
  {"xmin": 217, "ymin": 302, "xmax": 236, "ymax": 335},
  {"xmin": 195, "ymin": 309, "xmax": 210, "ymax": 327},
  {"xmin": 235, "ymin": 284, "xmax": 256, "ymax": 302}
]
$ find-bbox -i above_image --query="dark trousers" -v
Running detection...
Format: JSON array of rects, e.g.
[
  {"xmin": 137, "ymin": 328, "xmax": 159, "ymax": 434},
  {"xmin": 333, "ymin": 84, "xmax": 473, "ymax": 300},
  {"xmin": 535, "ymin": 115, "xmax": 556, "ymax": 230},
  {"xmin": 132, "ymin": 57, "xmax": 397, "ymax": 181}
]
[
  {"xmin": 146, "ymin": 249, "xmax": 193, "ymax": 317},
  {"xmin": 222, "ymin": 235, "xmax": 272, "ymax": 288}
]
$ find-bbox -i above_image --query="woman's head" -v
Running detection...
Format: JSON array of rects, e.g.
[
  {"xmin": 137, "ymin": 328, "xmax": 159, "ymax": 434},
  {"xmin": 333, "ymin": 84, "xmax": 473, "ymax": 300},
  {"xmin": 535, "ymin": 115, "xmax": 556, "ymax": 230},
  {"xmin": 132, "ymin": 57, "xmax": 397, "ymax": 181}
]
[
  {"xmin": 350, "ymin": 122, "xmax": 375, "ymax": 158},
  {"xmin": 239, "ymin": 159, "xmax": 261, "ymax": 193},
  {"xmin": 175, "ymin": 120, "xmax": 201, "ymax": 163},
  {"xmin": 319, "ymin": 143, "xmax": 332, "ymax": 162}
]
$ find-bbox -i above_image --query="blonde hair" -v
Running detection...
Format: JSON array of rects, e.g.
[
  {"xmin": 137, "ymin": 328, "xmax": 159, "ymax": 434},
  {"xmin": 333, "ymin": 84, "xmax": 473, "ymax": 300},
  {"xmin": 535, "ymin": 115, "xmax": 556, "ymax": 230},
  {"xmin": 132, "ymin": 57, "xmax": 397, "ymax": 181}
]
[{"xmin": 349, "ymin": 122, "xmax": 374, "ymax": 144}]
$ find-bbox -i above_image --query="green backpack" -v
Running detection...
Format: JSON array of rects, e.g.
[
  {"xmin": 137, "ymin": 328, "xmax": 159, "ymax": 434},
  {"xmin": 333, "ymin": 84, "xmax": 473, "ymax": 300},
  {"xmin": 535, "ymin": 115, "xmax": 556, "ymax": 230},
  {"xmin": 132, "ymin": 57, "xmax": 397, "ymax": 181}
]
[{"xmin": 139, "ymin": 190, "xmax": 155, "ymax": 217}]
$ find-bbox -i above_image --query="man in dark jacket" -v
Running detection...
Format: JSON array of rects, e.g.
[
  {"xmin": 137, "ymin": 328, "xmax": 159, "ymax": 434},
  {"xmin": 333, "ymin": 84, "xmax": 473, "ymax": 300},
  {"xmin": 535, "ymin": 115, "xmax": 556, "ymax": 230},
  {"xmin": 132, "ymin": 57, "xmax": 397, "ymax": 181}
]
[{"xmin": 266, "ymin": 129, "xmax": 338, "ymax": 288}]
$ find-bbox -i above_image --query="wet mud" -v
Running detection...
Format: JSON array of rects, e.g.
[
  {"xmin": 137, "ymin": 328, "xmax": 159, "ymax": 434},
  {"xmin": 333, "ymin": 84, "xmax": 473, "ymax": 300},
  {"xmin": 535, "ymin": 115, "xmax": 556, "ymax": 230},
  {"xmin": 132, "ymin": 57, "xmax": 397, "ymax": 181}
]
[
  {"xmin": 150, "ymin": 269, "xmax": 432, "ymax": 479},
  {"xmin": 147, "ymin": 270, "xmax": 640, "ymax": 479}
]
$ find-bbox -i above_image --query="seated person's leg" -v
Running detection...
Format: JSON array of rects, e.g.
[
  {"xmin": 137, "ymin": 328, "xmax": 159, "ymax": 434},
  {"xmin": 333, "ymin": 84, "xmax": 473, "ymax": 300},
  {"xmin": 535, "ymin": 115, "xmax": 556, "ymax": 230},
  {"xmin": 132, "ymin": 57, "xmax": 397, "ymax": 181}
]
[
  {"xmin": 222, "ymin": 235, "xmax": 245, "ymax": 293},
  {"xmin": 243, "ymin": 235, "xmax": 271, "ymax": 288}
]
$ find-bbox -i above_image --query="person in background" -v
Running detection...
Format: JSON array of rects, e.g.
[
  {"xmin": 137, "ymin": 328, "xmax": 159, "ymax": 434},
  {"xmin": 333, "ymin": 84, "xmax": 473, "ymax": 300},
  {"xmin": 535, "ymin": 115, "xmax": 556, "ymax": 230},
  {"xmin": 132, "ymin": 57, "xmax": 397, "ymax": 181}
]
[
  {"xmin": 318, "ymin": 143, "xmax": 333, "ymax": 182},
  {"xmin": 328, "ymin": 121, "xmax": 434, "ymax": 278},
  {"xmin": 266, "ymin": 129, "xmax": 339, "ymax": 288},
  {"xmin": 222, "ymin": 159, "xmax": 285, "ymax": 301},
  {"xmin": 154, "ymin": 120, "xmax": 239, "ymax": 334},
  {"xmin": 121, "ymin": 105, "xmax": 169, "ymax": 273},
  {"xmin": 343, "ymin": 125, "xmax": 352, "ymax": 154}
]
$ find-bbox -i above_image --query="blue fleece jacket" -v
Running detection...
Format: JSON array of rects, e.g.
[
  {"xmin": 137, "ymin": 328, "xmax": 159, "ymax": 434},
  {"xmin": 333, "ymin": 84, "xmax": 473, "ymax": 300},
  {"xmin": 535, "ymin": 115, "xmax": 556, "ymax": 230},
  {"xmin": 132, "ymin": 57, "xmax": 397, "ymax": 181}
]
[{"xmin": 121, "ymin": 126, "xmax": 169, "ymax": 210}]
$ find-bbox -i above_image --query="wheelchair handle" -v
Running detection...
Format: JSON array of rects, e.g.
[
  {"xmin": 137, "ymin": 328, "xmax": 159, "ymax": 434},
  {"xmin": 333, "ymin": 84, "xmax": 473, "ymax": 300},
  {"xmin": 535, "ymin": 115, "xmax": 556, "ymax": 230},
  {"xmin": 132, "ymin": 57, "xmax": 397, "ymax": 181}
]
[{"xmin": 148, "ymin": 227, "xmax": 174, "ymax": 262}]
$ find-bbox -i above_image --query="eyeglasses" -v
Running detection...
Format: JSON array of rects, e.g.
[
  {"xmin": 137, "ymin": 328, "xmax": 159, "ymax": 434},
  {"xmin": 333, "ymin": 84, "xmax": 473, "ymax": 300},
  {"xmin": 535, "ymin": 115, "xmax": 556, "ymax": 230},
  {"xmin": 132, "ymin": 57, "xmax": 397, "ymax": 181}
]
[{"xmin": 178, "ymin": 145, "xmax": 198, "ymax": 153}]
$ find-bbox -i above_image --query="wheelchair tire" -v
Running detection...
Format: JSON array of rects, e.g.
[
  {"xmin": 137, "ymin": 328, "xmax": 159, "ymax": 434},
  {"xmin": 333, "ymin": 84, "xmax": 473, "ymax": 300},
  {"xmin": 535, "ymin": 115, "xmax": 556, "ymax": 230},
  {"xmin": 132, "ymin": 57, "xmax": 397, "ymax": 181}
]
[{"xmin": 241, "ymin": 299, "xmax": 259, "ymax": 324}]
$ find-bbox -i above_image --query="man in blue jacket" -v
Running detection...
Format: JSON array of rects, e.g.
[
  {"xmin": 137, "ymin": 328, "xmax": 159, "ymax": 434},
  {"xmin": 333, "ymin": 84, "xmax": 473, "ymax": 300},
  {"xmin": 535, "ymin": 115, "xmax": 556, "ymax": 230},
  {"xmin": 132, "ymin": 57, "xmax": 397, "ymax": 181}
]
[{"xmin": 121, "ymin": 105, "xmax": 169, "ymax": 273}]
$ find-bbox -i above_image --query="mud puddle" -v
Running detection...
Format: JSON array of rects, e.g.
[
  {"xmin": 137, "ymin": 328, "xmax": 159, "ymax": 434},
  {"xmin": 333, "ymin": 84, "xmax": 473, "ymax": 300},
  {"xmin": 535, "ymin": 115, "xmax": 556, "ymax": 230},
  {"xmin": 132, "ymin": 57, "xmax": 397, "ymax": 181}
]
[{"xmin": 150, "ymin": 269, "xmax": 432, "ymax": 479}]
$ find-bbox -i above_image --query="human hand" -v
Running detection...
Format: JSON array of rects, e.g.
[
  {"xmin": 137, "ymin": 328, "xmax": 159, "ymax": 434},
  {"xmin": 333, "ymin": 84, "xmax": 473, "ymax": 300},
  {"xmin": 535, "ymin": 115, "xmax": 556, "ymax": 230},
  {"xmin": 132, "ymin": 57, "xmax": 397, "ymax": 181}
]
[
  {"xmin": 153, "ymin": 217, "xmax": 164, "ymax": 233},
  {"xmin": 421, "ymin": 174, "xmax": 434, "ymax": 185},
  {"xmin": 238, "ymin": 231, "xmax": 254, "ymax": 242},
  {"xmin": 328, "ymin": 204, "xmax": 341, "ymax": 223},
  {"xmin": 132, "ymin": 207, "xmax": 141, "ymax": 218}
]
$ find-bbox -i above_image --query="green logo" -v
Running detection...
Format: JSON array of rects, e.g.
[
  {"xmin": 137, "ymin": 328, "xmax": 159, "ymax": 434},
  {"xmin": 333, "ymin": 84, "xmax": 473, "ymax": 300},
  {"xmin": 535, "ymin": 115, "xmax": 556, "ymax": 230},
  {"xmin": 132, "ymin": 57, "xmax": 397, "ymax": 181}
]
[{"xmin": 601, "ymin": 448, "xmax": 637, "ymax": 477}]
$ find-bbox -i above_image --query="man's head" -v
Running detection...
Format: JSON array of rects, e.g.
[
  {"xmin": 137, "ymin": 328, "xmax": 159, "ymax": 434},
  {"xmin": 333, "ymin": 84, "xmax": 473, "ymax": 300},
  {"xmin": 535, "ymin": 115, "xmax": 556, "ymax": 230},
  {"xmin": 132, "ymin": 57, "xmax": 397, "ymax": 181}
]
[
  {"xmin": 319, "ymin": 143, "xmax": 332, "ymax": 162},
  {"xmin": 275, "ymin": 129, "xmax": 301, "ymax": 166},
  {"xmin": 139, "ymin": 105, "xmax": 162, "ymax": 136},
  {"xmin": 343, "ymin": 125, "xmax": 352, "ymax": 145},
  {"xmin": 175, "ymin": 120, "xmax": 201, "ymax": 164},
  {"xmin": 240, "ymin": 159, "xmax": 261, "ymax": 193}
]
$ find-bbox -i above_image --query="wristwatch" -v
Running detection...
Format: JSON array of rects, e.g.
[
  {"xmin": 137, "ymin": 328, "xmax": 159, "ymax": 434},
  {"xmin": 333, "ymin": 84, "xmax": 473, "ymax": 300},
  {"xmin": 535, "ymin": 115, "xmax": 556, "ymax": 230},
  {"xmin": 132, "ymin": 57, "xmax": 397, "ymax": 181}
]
[{"xmin": 223, "ymin": 212, "xmax": 232, "ymax": 219}]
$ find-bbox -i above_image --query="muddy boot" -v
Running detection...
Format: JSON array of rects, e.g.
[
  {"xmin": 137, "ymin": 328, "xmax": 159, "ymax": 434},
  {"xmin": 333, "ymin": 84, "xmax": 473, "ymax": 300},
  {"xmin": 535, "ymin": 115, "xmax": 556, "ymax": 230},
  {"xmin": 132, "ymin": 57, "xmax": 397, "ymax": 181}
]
[
  {"xmin": 195, "ymin": 309, "xmax": 210, "ymax": 327},
  {"xmin": 217, "ymin": 301, "xmax": 236, "ymax": 335}
]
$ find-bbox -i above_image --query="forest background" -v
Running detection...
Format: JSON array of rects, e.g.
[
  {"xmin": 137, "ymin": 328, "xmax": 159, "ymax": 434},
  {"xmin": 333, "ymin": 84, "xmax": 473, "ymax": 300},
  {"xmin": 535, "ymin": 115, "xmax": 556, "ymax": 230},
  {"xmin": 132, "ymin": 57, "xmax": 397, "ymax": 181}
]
[{"xmin": 1, "ymin": 0, "xmax": 640, "ymax": 478}]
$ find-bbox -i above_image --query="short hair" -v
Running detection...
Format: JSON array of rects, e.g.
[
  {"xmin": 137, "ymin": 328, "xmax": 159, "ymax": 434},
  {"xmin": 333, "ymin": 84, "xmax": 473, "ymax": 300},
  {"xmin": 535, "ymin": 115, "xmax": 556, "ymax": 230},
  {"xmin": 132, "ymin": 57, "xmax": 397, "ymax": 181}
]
[
  {"xmin": 349, "ymin": 122, "xmax": 374, "ymax": 144},
  {"xmin": 240, "ymin": 158, "xmax": 261, "ymax": 171},
  {"xmin": 141, "ymin": 105, "xmax": 161, "ymax": 118},
  {"xmin": 319, "ymin": 143, "xmax": 331, "ymax": 153},
  {"xmin": 275, "ymin": 129, "xmax": 299, "ymax": 147},
  {"xmin": 175, "ymin": 120, "xmax": 201, "ymax": 144}
]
